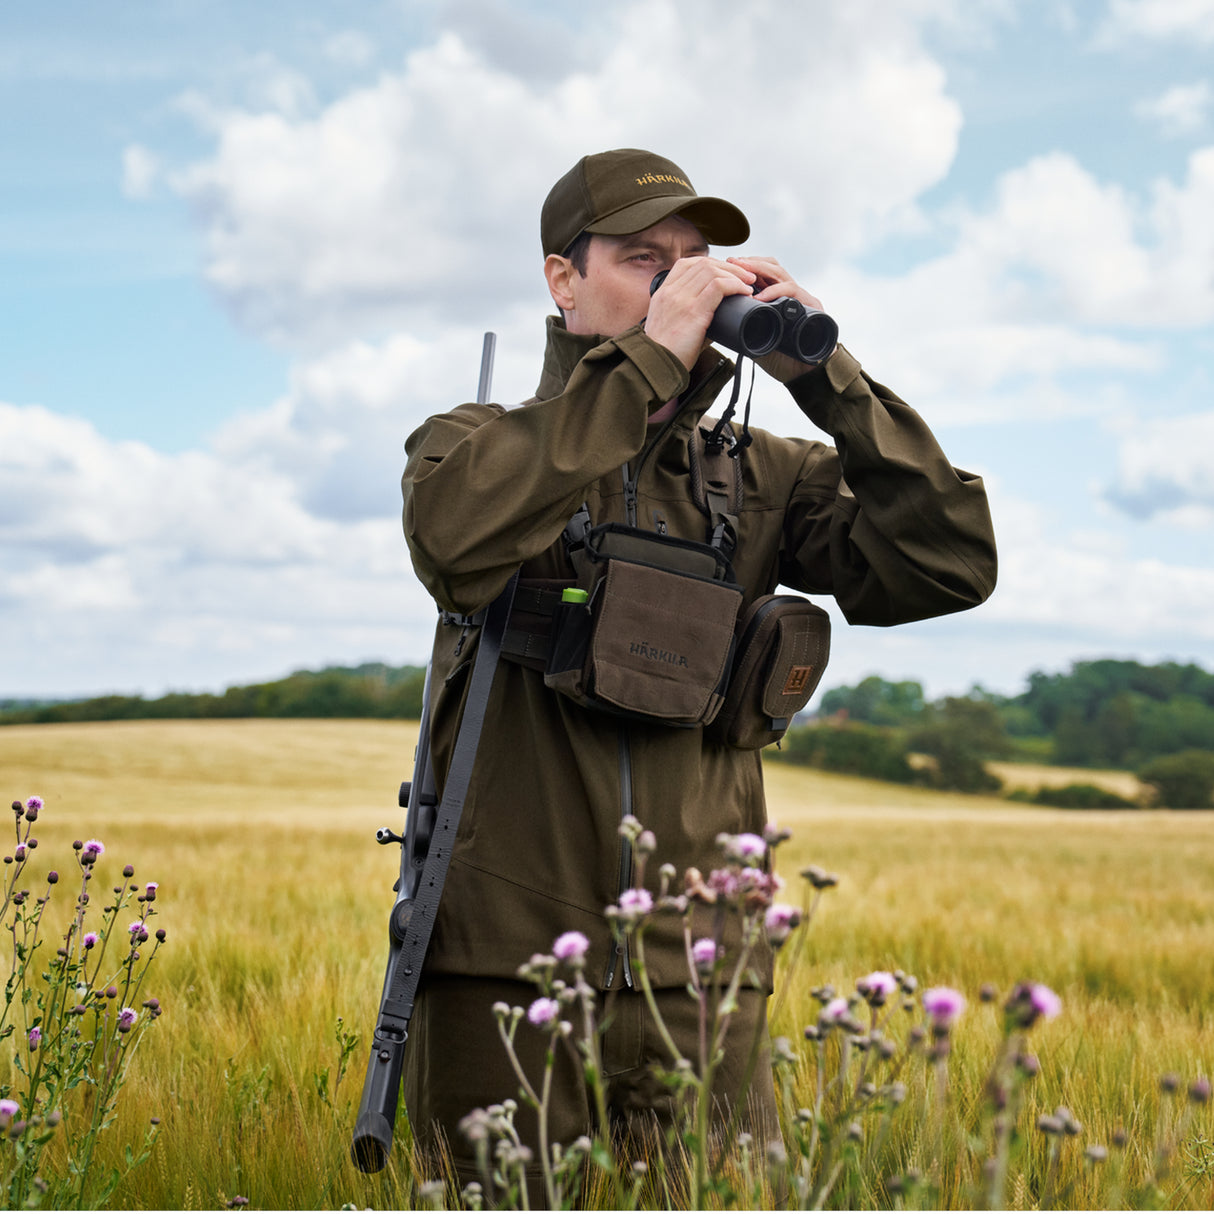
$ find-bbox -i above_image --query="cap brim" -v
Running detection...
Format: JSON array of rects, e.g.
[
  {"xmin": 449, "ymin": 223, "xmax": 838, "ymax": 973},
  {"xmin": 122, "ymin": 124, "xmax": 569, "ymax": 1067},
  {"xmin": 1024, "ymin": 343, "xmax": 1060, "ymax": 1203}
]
[{"xmin": 586, "ymin": 195, "xmax": 750, "ymax": 247}]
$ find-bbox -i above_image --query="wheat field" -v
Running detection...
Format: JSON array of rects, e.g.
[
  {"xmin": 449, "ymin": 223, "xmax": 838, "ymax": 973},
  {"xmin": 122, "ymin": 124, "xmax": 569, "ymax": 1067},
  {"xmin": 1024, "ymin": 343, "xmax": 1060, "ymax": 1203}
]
[{"xmin": 2, "ymin": 719, "xmax": 1212, "ymax": 1209}]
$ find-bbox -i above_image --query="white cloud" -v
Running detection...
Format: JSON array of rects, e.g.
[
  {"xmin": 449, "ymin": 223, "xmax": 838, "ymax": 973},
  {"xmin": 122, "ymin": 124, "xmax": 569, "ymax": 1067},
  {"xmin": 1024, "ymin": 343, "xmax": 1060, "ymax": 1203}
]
[
  {"xmin": 323, "ymin": 29, "xmax": 377, "ymax": 68},
  {"xmin": 0, "ymin": 400, "xmax": 434, "ymax": 696},
  {"xmin": 964, "ymin": 482, "xmax": 1214, "ymax": 658},
  {"xmin": 1102, "ymin": 410, "xmax": 1214, "ymax": 526},
  {"xmin": 121, "ymin": 144, "xmax": 160, "ymax": 199},
  {"xmin": 1135, "ymin": 81, "xmax": 1212, "ymax": 136},
  {"xmin": 1101, "ymin": 0, "xmax": 1214, "ymax": 42},
  {"xmin": 167, "ymin": 0, "xmax": 965, "ymax": 346}
]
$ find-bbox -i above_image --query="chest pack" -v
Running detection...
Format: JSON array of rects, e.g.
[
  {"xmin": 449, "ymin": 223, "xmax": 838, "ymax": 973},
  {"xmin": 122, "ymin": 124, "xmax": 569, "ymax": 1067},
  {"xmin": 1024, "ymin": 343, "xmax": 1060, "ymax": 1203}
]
[{"xmin": 499, "ymin": 419, "xmax": 831, "ymax": 748}]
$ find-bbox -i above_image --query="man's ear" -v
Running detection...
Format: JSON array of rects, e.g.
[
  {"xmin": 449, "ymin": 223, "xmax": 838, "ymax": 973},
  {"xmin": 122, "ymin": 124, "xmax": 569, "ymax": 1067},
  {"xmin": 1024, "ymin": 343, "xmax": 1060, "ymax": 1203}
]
[{"xmin": 544, "ymin": 254, "xmax": 577, "ymax": 313}]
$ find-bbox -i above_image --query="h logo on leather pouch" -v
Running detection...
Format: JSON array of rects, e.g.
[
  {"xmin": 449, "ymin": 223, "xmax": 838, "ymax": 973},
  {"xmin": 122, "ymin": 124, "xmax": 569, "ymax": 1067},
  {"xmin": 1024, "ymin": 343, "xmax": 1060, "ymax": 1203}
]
[{"xmin": 781, "ymin": 666, "xmax": 815, "ymax": 696}]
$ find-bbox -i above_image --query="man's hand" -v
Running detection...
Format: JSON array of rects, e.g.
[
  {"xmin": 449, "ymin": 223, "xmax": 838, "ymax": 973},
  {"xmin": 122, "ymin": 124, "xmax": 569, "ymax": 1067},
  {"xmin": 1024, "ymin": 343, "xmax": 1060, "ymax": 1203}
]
[{"xmin": 644, "ymin": 256, "xmax": 756, "ymax": 371}]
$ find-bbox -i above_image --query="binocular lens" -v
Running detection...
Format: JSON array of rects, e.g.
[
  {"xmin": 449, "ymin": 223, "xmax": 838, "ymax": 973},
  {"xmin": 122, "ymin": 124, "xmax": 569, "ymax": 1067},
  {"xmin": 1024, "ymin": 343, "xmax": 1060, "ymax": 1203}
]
[
  {"xmin": 787, "ymin": 310, "xmax": 839, "ymax": 365},
  {"xmin": 711, "ymin": 296, "xmax": 783, "ymax": 357}
]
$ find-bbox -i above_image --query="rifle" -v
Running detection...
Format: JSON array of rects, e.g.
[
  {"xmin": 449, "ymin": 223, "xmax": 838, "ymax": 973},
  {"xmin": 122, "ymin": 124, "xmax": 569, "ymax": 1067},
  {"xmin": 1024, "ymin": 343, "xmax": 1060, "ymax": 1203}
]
[{"xmin": 350, "ymin": 333, "xmax": 516, "ymax": 1173}]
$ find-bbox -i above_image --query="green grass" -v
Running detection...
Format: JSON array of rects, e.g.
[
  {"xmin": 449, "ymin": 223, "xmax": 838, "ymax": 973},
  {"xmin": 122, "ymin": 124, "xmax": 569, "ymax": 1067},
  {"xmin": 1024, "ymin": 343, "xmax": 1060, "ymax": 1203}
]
[{"xmin": 2, "ymin": 720, "xmax": 1213, "ymax": 1209}]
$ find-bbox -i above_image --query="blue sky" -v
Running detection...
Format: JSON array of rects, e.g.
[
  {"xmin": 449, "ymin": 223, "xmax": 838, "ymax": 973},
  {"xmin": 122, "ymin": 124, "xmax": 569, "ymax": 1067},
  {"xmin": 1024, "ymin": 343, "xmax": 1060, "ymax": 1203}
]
[{"xmin": 2, "ymin": 0, "xmax": 1213, "ymax": 702}]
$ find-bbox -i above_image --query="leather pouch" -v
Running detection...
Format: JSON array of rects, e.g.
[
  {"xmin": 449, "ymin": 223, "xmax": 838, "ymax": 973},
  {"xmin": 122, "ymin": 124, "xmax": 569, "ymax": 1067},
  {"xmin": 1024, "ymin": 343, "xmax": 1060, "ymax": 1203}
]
[
  {"xmin": 544, "ymin": 525, "xmax": 742, "ymax": 727},
  {"xmin": 706, "ymin": 594, "xmax": 831, "ymax": 749}
]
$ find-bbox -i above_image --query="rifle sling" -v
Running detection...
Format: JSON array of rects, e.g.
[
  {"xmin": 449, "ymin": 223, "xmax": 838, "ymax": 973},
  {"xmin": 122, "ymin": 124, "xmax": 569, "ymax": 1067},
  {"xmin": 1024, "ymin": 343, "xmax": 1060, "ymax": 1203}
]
[{"xmin": 376, "ymin": 571, "xmax": 519, "ymax": 1037}]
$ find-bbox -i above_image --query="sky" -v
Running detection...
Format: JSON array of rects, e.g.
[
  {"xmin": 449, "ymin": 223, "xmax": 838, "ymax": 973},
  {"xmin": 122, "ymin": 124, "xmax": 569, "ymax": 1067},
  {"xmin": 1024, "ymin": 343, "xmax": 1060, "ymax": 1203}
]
[{"xmin": 2, "ymin": 0, "xmax": 1213, "ymax": 705}]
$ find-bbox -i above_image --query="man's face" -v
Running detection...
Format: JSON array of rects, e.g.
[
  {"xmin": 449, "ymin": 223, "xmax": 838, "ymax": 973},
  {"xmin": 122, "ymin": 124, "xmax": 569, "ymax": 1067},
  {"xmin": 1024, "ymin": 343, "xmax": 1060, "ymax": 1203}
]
[{"xmin": 556, "ymin": 214, "xmax": 709, "ymax": 338}]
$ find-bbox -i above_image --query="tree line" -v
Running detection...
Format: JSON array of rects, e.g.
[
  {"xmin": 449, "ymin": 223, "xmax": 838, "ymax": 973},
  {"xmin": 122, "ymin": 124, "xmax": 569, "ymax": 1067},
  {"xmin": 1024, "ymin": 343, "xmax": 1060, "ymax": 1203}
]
[
  {"xmin": 775, "ymin": 658, "xmax": 1214, "ymax": 809},
  {"xmin": 0, "ymin": 662, "xmax": 427, "ymax": 725}
]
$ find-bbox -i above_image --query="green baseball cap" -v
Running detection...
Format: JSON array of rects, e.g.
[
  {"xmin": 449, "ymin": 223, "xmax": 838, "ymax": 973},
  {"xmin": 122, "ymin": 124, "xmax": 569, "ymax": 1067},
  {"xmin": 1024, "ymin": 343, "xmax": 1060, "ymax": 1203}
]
[{"xmin": 541, "ymin": 148, "xmax": 750, "ymax": 258}]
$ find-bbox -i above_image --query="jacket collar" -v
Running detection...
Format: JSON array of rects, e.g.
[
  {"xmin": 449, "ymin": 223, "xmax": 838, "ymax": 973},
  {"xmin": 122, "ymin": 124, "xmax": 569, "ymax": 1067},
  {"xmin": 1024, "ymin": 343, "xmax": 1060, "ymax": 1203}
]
[
  {"xmin": 535, "ymin": 315, "xmax": 735, "ymax": 422},
  {"xmin": 535, "ymin": 316, "xmax": 600, "ymax": 401}
]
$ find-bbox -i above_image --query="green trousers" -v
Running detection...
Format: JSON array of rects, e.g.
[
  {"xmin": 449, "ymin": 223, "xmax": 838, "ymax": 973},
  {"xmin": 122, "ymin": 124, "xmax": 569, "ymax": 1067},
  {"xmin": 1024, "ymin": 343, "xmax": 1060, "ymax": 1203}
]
[{"xmin": 402, "ymin": 974, "xmax": 779, "ymax": 1201}]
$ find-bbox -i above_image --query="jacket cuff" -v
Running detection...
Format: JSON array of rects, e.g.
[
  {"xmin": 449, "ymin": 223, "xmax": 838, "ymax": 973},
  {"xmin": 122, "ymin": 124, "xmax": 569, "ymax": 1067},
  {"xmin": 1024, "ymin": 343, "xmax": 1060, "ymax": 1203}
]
[
  {"xmin": 605, "ymin": 325, "xmax": 692, "ymax": 403},
  {"xmin": 787, "ymin": 344, "xmax": 864, "ymax": 430}
]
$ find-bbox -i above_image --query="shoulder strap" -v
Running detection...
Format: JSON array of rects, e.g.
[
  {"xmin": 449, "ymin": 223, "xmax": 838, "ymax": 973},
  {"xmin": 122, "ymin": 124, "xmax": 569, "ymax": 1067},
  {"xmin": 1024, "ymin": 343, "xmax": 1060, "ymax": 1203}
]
[{"xmin": 689, "ymin": 420, "xmax": 744, "ymax": 561}]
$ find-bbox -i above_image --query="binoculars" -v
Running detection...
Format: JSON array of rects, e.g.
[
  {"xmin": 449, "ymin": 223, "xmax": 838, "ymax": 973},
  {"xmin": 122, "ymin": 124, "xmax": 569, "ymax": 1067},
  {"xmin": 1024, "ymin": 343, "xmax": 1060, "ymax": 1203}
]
[{"xmin": 649, "ymin": 270, "xmax": 838, "ymax": 364}]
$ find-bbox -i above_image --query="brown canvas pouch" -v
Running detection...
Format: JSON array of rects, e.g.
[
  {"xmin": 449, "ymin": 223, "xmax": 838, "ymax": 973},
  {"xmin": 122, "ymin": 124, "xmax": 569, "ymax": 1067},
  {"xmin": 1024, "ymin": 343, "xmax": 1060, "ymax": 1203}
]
[
  {"xmin": 707, "ymin": 594, "xmax": 831, "ymax": 749},
  {"xmin": 544, "ymin": 525, "xmax": 742, "ymax": 726}
]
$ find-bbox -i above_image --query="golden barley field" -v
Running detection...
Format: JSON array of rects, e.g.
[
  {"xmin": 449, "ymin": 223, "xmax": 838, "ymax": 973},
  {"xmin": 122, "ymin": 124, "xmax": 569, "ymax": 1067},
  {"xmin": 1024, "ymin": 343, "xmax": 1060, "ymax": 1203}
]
[{"xmin": 2, "ymin": 719, "xmax": 1213, "ymax": 1209}]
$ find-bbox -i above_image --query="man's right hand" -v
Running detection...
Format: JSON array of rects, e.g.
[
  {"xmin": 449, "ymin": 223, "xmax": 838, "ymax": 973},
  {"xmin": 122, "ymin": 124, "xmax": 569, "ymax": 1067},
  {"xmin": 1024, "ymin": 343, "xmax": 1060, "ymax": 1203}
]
[{"xmin": 645, "ymin": 256, "xmax": 757, "ymax": 370}]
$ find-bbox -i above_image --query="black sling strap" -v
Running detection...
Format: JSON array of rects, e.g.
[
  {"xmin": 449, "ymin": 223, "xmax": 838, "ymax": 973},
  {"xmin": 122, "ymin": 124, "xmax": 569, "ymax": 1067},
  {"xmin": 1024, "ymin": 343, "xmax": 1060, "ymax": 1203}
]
[
  {"xmin": 385, "ymin": 571, "xmax": 516, "ymax": 1028},
  {"xmin": 350, "ymin": 570, "xmax": 518, "ymax": 1171}
]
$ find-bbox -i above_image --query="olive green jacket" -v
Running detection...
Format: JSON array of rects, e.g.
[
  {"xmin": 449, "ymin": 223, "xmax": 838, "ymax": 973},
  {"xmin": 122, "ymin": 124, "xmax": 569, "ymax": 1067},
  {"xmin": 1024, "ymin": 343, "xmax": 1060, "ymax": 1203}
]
[{"xmin": 401, "ymin": 318, "xmax": 996, "ymax": 989}]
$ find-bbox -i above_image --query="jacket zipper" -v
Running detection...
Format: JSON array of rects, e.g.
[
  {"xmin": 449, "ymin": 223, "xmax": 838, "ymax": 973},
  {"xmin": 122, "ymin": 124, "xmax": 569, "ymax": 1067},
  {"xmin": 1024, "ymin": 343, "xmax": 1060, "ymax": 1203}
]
[
  {"xmin": 603, "ymin": 726, "xmax": 636, "ymax": 989},
  {"xmin": 604, "ymin": 360, "xmax": 729, "ymax": 989}
]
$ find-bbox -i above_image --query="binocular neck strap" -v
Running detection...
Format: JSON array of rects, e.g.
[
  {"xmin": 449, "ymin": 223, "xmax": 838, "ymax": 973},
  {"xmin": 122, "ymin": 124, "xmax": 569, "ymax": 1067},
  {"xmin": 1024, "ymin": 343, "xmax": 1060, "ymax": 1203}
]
[{"xmin": 704, "ymin": 356, "xmax": 755, "ymax": 457}]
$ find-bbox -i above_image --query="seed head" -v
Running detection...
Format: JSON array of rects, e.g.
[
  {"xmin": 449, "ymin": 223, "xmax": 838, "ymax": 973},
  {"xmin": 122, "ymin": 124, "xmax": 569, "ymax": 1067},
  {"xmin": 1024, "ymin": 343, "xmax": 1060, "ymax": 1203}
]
[{"xmin": 801, "ymin": 864, "xmax": 839, "ymax": 890}]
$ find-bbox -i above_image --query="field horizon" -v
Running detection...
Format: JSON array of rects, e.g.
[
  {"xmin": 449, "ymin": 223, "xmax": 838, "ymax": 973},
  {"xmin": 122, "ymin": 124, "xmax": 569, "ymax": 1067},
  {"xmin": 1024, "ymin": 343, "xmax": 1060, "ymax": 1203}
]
[{"xmin": 2, "ymin": 719, "xmax": 1212, "ymax": 1209}]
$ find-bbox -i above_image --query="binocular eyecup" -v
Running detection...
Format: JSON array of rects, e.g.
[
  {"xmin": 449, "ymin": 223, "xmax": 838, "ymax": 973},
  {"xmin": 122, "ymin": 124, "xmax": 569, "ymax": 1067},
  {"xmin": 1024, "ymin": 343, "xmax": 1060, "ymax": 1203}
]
[{"xmin": 649, "ymin": 271, "xmax": 837, "ymax": 364}]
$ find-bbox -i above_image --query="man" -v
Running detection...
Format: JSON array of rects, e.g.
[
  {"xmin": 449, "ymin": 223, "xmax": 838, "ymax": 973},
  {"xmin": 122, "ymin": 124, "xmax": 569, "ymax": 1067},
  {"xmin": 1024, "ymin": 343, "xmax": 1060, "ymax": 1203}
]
[{"xmin": 400, "ymin": 148, "xmax": 996, "ymax": 1191}]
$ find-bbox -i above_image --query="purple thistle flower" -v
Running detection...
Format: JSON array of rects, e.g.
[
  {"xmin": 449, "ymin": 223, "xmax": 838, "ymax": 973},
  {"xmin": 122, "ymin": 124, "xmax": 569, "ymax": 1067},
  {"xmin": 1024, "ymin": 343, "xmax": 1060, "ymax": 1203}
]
[
  {"xmin": 0, "ymin": 1098, "xmax": 17, "ymax": 1120},
  {"xmin": 28, "ymin": 1026, "xmax": 42, "ymax": 1050},
  {"xmin": 25, "ymin": 796, "xmax": 43, "ymax": 812},
  {"xmin": 724, "ymin": 832, "xmax": 767, "ymax": 863},
  {"xmin": 81, "ymin": 839, "xmax": 105, "ymax": 865},
  {"xmin": 857, "ymin": 971, "xmax": 899, "ymax": 1006},
  {"xmin": 1006, "ymin": 982, "xmax": 1062, "ymax": 1029},
  {"xmin": 821, "ymin": 996, "xmax": 851, "ymax": 1024},
  {"xmin": 129, "ymin": 920, "xmax": 150, "ymax": 943},
  {"xmin": 923, "ymin": 986, "xmax": 968, "ymax": 1027},
  {"xmin": 117, "ymin": 1007, "xmax": 138, "ymax": 1032},
  {"xmin": 82, "ymin": 931, "xmax": 99, "ymax": 949},
  {"xmin": 764, "ymin": 903, "xmax": 802, "ymax": 945},
  {"xmin": 552, "ymin": 931, "xmax": 590, "ymax": 965},
  {"xmin": 708, "ymin": 868, "xmax": 740, "ymax": 898},
  {"xmin": 616, "ymin": 888, "xmax": 653, "ymax": 916},
  {"xmin": 692, "ymin": 937, "xmax": 721, "ymax": 973},
  {"xmin": 1029, "ymin": 983, "xmax": 1062, "ymax": 1019},
  {"xmin": 526, "ymin": 997, "xmax": 561, "ymax": 1029}
]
